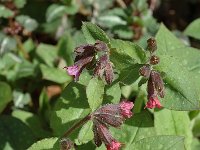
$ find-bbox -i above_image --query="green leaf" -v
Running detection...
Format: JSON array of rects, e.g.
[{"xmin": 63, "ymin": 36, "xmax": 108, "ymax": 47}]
[
  {"xmin": 16, "ymin": 15, "xmax": 38, "ymax": 32},
  {"xmin": 0, "ymin": 115, "xmax": 36, "ymax": 150},
  {"xmin": 103, "ymin": 82, "xmax": 121, "ymax": 104},
  {"xmin": 58, "ymin": 33, "xmax": 74, "ymax": 66},
  {"xmin": 156, "ymin": 25, "xmax": 200, "ymax": 69},
  {"xmin": 40, "ymin": 64, "xmax": 72, "ymax": 84},
  {"xmin": 77, "ymin": 120, "xmax": 93, "ymax": 144},
  {"xmin": 23, "ymin": 38, "xmax": 35, "ymax": 53},
  {"xmin": 36, "ymin": 43, "xmax": 57, "ymax": 67},
  {"xmin": 130, "ymin": 135, "xmax": 185, "ymax": 150},
  {"xmin": 14, "ymin": 0, "xmax": 27, "ymax": 8},
  {"xmin": 12, "ymin": 109, "xmax": 51, "ymax": 138},
  {"xmin": 46, "ymin": 4, "xmax": 78, "ymax": 22},
  {"xmin": 111, "ymin": 111, "xmax": 156, "ymax": 149},
  {"xmin": 184, "ymin": 18, "xmax": 200, "ymax": 40},
  {"xmin": 119, "ymin": 64, "xmax": 143, "ymax": 85},
  {"xmin": 110, "ymin": 48, "xmax": 135, "ymax": 71},
  {"xmin": 155, "ymin": 56, "xmax": 200, "ymax": 110},
  {"xmin": 86, "ymin": 78, "xmax": 105, "ymax": 111},
  {"xmin": 0, "ymin": 36, "xmax": 17, "ymax": 55},
  {"xmin": 154, "ymin": 109, "xmax": 193, "ymax": 150},
  {"xmin": 50, "ymin": 82, "xmax": 91, "ymax": 138},
  {"xmin": 110, "ymin": 39, "xmax": 147, "ymax": 64},
  {"xmin": 82, "ymin": 22, "xmax": 110, "ymax": 44},
  {"xmin": 0, "ymin": 5, "xmax": 14, "ymax": 18},
  {"xmin": 13, "ymin": 90, "xmax": 31, "ymax": 108},
  {"xmin": 15, "ymin": 59, "xmax": 36, "ymax": 79},
  {"xmin": 155, "ymin": 25, "xmax": 200, "ymax": 110},
  {"xmin": 28, "ymin": 137, "xmax": 59, "ymax": 150},
  {"xmin": 0, "ymin": 82, "xmax": 12, "ymax": 113}
]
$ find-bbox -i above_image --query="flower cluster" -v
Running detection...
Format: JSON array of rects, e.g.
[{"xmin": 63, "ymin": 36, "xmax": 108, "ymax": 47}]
[
  {"xmin": 91, "ymin": 100, "xmax": 134, "ymax": 150},
  {"xmin": 63, "ymin": 40, "xmax": 114, "ymax": 84},
  {"xmin": 139, "ymin": 38, "xmax": 165, "ymax": 109}
]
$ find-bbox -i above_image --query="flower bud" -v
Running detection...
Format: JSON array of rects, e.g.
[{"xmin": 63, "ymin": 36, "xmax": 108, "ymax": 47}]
[
  {"xmin": 150, "ymin": 55, "xmax": 160, "ymax": 65},
  {"xmin": 139, "ymin": 65, "xmax": 151, "ymax": 78},
  {"xmin": 147, "ymin": 38, "xmax": 157, "ymax": 53},
  {"xmin": 60, "ymin": 138, "xmax": 74, "ymax": 150}
]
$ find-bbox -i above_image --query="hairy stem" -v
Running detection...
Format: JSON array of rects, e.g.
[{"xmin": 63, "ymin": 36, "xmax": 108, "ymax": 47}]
[{"xmin": 62, "ymin": 115, "xmax": 91, "ymax": 138}]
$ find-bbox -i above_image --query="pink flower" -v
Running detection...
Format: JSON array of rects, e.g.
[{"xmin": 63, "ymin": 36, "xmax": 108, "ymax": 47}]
[
  {"xmin": 106, "ymin": 141, "xmax": 121, "ymax": 150},
  {"xmin": 119, "ymin": 101, "xmax": 134, "ymax": 118},
  {"xmin": 63, "ymin": 65, "xmax": 80, "ymax": 81},
  {"xmin": 145, "ymin": 96, "xmax": 162, "ymax": 109}
]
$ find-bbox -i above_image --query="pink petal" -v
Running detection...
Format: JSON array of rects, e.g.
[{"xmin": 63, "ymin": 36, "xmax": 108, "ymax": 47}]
[
  {"xmin": 106, "ymin": 141, "xmax": 121, "ymax": 150},
  {"xmin": 63, "ymin": 65, "xmax": 80, "ymax": 81},
  {"xmin": 119, "ymin": 101, "xmax": 134, "ymax": 118},
  {"xmin": 145, "ymin": 96, "xmax": 162, "ymax": 109}
]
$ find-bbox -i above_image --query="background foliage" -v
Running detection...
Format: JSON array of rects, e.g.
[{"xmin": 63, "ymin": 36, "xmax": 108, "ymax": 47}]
[{"xmin": 0, "ymin": 0, "xmax": 200, "ymax": 150}]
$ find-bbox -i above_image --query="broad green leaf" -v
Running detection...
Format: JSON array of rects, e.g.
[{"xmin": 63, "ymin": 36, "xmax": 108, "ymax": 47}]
[
  {"xmin": 15, "ymin": 60, "xmax": 36, "ymax": 79},
  {"xmin": 82, "ymin": 22, "xmax": 110, "ymax": 44},
  {"xmin": 58, "ymin": 33, "xmax": 74, "ymax": 66},
  {"xmin": 191, "ymin": 138, "xmax": 200, "ymax": 150},
  {"xmin": 86, "ymin": 78, "xmax": 105, "ymax": 111},
  {"xmin": 36, "ymin": 43, "xmax": 57, "ymax": 67},
  {"xmin": 0, "ymin": 82, "xmax": 12, "ymax": 113},
  {"xmin": 130, "ymin": 135, "xmax": 185, "ymax": 150},
  {"xmin": 155, "ymin": 56, "xmax": 200, "ymax": 110},
  {"xmin": 46, "ymin": 4, "xmax": 78, "ymax": 22},
  {"xmin": 110, "ymin": 39, "xmax": 147, "ymax": 64},
  {"xmin": 0, "ymin": 36, "xmax": 17, "ymax": 55},
  {"xmin": 154, "ymin": 109, "xmax": 193, "ymax": 150},
  {"xmin": 156, "ymin": 24, "xmax": 200, "ymax": 69},
  {"xmin": 40, "ymin": 64, "xmax": 72, "ymax": 84},
  {"xmin": 14, "ymin": 0, "xmax": 27, "ymax": 8},
  {"xmin": 16, "ymin": 15, "xmax": 38, "ymax": 32},
  {"xmin": 50, "ymin": 82, "xmax": 91, "ymax": 139},
  {"xmin": 23, "ymin": 38, "xmax": 35, "ymax": 53},
  {"xmin": 77, "ymin": 120, "xmax": 93, "ymax": 144},
  {"xmin": 110, "ymin": 48, "xmax": 135, "ymax": 71},
  {"xmin": 0, "ymin": 116, "xmax": 36, "ymax": 150},
  {"xmin": 111, "ymin": 111, "xmax": 156, "ymax": 149},
  {"xmin": 28, "ymin": 137, "xmax": 59, "ymax": 150},
  {"xmin": 0, "ymin": 5, "xmax": 14, "ymax": 18},
  {"xmin": 119, "ymin": 64, "xmax": 143, "ymax": 85},
  {"xmin": 184, "ymin": 18, "xmax": 200, "ymax": 40},
  {"xmin": 103, "ymin": 82, "xmax": 121, "ymax": 104},
  {"xmin": 12, "ymin": 109, "xmax": 51, "ymax": 138},
  {"xmin": 112, "ymin": 25, "xmax": 134, "ymax": 39}
]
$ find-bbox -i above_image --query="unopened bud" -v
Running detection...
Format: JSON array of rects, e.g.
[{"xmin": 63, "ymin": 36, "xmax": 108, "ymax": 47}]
[
  {"xmin": 150, "ymin": 55, "xmax": 160, "ymax": 65},
  {"xmin": 139, "ymin": 65, "xmax": 151, "ymax": 78},
  {"xmin": 60, "ymin": 138, "xmax": 74, "ymax": 150},
  {"xmin": 147, "ymin": 38, "xmax": 157, "ymax": 53}
]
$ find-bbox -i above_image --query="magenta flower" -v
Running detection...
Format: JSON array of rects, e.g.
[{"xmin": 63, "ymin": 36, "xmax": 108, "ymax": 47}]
[
  {"xmin": 106, "ymin": 141, "xmax": 121, "ymax": 150},
  {"xmin": 119, "ymin": 101, "xmax": 134, "ymax": 118},
  {"xmin": 63, "ymin": 65, "xmax": 80, "ymax": 81},
  {"xmin": 145, "ymin": 96, "xmax": 162, "ymax": 109}
]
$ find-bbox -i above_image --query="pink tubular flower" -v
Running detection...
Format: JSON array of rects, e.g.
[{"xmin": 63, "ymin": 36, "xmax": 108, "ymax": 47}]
[
  {"xmin": 119, "ymin": 101, "xmax": 134, "ymax": 118},
  {"xmin": 145, "ymin": 96, "xmax": 162, "ymax": 109},
  {"xmin": 64, "ymin": 65, "xmax": 80, "ymax": 81},
  {"xmin": 106, "ymin": 141, "xmax": 121, "ymax": 150}
]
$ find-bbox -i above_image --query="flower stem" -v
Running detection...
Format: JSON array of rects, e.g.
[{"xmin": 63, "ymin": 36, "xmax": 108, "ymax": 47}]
[{"xmin": 62, "ymin": 115, "xmax": 91, "ymax": 138}]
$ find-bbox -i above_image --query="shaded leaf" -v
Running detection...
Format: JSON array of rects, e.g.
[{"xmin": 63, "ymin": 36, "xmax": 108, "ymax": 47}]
[
  {"xmin": 0, "ymin": 82, "xmax": 12, "ymax": 113},
  {"xmin": 0, "ymin": 116, "xmax": 36, "ymax": 150}
]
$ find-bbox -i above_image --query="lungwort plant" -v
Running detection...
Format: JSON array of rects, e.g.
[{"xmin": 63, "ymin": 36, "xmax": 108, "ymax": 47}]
[{"xmin": 1, "ymin": 0, "xmax": 200, "ymax": 150}]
